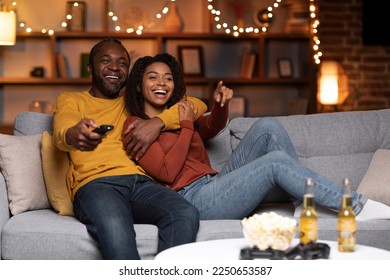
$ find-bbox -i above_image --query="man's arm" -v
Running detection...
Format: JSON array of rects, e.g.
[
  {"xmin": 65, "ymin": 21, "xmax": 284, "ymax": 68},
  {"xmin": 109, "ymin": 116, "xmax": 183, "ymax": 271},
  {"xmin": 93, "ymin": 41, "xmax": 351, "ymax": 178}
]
[
  {"xmin": 123, "ymin": 116, "xmax": 194, "ymax": 184},
  {"xmin": 122, "ymin": 118, "xmax": 164, "ymax": 160},
  {"xmin": 53, "ymin": 93, "xmax": 104, "ymax": 152},
  {"xmin": 158, "ymin": 96, "xmax": 207, "ymax": 131},
  {"xmin": 123, "ymin": 97, "xmax": 207, "ymax": 160},
  {"xmin": 63, "ymin": 118, "xmax": 106, "ymax": 151}
]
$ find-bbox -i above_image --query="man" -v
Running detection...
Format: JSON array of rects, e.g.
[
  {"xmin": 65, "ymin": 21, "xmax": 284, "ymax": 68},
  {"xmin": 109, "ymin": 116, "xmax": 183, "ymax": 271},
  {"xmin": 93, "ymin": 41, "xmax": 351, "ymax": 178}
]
[{"xmin": 52, "ymin": 38, "xmax": 206, "ymax": 259}]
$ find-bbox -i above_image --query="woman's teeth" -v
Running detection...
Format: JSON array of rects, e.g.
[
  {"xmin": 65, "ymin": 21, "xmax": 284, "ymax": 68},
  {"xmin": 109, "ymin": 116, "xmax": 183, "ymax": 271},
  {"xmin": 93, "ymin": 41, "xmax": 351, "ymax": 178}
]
[{"xmin": 154, "ymin": 90, "xmax": 167, "ymax": 95}]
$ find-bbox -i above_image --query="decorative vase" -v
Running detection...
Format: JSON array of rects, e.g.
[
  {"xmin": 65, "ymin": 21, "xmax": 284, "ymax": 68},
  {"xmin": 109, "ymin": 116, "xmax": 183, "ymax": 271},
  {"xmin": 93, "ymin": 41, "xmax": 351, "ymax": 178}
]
[
  {"xmin": 164, "ymin": 2, "xmax": 183, "ymax": 33},
  {"xmin": 230, "ymin": 1, "xmax": 246, "ymax": 29}
]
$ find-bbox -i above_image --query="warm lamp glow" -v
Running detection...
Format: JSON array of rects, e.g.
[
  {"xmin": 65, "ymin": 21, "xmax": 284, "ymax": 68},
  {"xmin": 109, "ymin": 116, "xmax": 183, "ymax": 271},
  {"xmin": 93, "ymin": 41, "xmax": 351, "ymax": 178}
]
[
  {"xmin": 0, "ymin": 11, "xmax": 16, "ymax": 45},
  {"xmin": 318, "ymin": 61, "xmax": 349, "ymax": 105}
]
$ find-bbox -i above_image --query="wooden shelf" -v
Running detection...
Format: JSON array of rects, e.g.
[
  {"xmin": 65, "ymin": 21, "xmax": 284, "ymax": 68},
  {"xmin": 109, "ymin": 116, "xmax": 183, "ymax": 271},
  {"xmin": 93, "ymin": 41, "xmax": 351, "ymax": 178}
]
[
  {"xmin": 16, "ymin": 31, "xmax": 310, "ymax": 40},
  {"xmin": 0, "ymin": 77, "xmax": 91, "ymax": 86},
  {"xmin": 0, "ymin": 123, "xmax": 13, "ymax": 135},
  {"xmin": 0, "ymin": 0, "xmax": 317, "ymax": 122},
  {"xmin": 0, "ymin": 77, "xmax": 309, "ymax": 87},
  {"xmin": 204, "ymin": 77, "xmax": 310, "ymax": 85}
]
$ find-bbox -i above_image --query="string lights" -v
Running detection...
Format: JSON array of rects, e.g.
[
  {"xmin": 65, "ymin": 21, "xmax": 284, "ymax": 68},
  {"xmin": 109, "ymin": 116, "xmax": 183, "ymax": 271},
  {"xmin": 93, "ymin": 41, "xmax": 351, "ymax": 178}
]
[
  {"xmin": 11, "ymin": 0, "xmax": 174, "ymax": 36},
  {"xmin": 309, "ymin": 0, "xmax": 322, "ymax": 64},
  {"xmin": 207, "ymin": 0, "xmax": 283, "ymax": 36},
  {"xmin": 108, "ymin": 0, "xmax": 177, "ymax": 35},
  {"xmin": 10, "ymin": 0, "xmax": 321, "ymax": 64},
  {"xmin": 9, "ymin": 1, "xmax": 74, "ymax": 35}
]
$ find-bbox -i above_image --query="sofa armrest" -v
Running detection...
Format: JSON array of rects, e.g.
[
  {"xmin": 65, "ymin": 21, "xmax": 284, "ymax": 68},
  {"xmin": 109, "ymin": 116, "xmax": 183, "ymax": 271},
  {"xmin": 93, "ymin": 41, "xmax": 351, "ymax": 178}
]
[{"xmin": 0, "ymin": 172, "xmax": 11, "ymax": 257}]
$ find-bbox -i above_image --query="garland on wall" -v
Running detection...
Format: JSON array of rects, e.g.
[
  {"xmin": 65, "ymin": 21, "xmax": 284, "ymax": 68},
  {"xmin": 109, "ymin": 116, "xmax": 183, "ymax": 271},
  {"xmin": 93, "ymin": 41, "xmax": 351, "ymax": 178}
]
[
  {"xmin": 207, "ymin": 0, "xmax": 282, "ymax": 36},
  {"xmin": 309, "ymin": 0, "xmax": 321, "ymax": 64},
  {"xmin": 4, "ymin": 1, "xmax": 68, "ymax": 35},
  {"xmin": 107, "ymin": 0, "xmax": 283, "ymax": 36},
  {"xmin": 8, "ymin": 0, "xmax": 321, "ymax": 63},
  {"xmin": 107, "ymin": 0, "xmax": 178, "ymax": 35},
  {"xmin": 108, "ymin": 0, "xmax": 321, "ymax": 63},
  {"xmin": 8, "ymin": 0, "xmax": 180, "ymax": 35}
]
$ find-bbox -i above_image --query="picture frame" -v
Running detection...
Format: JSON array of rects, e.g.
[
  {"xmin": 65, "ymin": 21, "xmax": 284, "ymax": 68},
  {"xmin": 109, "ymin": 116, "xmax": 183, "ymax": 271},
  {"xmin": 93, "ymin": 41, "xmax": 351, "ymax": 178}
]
[
  {"xmin": 277, "ymin": 58, "xmax": 293, "ymax": 78},
  {"xmin": 178, "ymin": 46, "xmax": 204, "ymax": 77},
  {"xmin": 66, "ymin": 1, "xmax": 86, "ymax": 32}
]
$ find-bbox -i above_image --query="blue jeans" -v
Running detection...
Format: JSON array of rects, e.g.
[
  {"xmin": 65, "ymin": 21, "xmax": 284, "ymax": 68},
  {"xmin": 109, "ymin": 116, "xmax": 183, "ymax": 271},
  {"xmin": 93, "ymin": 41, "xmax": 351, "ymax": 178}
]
[
  {"xmin": 178, "ymin": 117, "xmax": 367, "ymax": 220},
  {"xmin": 74, "ymin": 175, "xmax": 199, "ymax": 259}
]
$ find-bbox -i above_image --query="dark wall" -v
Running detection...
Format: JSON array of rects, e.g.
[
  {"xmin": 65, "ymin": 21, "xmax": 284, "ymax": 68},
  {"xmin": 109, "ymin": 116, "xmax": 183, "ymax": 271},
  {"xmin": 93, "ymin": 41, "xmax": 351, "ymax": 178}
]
[{"xmin": 319, "ymin": 0, "xmax": 390, "ymax": 109}]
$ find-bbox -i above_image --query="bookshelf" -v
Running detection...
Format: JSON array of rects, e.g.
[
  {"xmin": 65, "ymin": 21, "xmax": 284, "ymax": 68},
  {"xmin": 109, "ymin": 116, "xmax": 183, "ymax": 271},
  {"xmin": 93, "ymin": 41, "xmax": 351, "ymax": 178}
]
[{"xmin": 0, "ymin": 31, "xmax": 314, "ymax": 129}]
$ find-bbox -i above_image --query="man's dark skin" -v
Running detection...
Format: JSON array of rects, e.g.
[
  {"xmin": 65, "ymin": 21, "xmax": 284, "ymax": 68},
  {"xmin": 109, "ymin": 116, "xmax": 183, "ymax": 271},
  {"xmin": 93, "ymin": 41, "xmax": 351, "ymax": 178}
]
[{"xmin": 64, "ymin": 41, "xmax": 164, "ymax": 159}]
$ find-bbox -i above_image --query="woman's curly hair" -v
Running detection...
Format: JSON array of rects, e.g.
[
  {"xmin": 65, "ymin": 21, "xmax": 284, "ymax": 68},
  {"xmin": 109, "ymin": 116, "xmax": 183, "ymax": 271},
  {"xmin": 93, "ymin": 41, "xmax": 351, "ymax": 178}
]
[{"xmin": 125, "ymin": 53, "xmax": 186, "ymax": 119}]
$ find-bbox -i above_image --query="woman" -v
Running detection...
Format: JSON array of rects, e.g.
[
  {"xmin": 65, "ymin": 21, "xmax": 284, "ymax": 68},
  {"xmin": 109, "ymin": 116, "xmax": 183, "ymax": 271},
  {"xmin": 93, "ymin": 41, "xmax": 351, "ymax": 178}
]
[{"xmin": 123, "ymin": 53, "xmax": 390, "ymax": 221}]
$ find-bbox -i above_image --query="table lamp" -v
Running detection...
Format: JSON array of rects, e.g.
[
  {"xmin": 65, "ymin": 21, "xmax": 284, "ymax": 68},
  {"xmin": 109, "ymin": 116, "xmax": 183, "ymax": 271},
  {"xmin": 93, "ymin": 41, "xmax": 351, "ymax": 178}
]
[
  {"xmin": 0, "ymin": 8, "xmax": 16, "ymax": 46},
  {"xmin": 317, "ymin": 61, "xmax": 349, "ymax": 111}
]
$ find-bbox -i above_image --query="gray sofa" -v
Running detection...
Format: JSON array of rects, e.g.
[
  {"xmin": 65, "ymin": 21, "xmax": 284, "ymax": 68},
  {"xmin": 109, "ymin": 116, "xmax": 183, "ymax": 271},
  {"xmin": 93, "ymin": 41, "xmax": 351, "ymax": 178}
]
[{"xmin": 1, "ymin": 109, "xmax": 390, "ymax": 260}]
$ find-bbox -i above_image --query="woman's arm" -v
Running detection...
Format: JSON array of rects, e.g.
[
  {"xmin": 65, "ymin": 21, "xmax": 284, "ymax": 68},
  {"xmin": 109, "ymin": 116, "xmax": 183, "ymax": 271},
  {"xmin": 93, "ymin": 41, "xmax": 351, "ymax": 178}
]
[
  {"xmin": 196, "ymin": 104, "xmax": 229, "ymax": 141},
  {"xmin": 122, "ymin": 96, "xmax": 206, "ymax": 160},
  {"xmin": 196, "ymin": 81, "xmax": 232, "ymax": 141}
]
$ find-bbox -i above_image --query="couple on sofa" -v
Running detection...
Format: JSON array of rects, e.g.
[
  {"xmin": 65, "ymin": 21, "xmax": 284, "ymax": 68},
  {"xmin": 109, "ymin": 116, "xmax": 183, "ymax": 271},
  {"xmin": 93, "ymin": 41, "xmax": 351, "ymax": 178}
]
[{"xmin": 52, "ymin": 39, "xmax": 390, "ymax": 260}]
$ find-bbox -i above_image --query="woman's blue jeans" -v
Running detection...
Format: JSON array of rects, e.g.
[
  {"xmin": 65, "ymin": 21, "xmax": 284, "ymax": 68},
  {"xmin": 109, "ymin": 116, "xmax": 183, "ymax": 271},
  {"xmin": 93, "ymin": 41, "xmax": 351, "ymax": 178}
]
[
  {"xmin": 74, "ymin": 174, "xmax": 199, "ymax": 259},
  {"xmin": 178, "ymin": 117, "xmax": 367, "ymax": 220}
]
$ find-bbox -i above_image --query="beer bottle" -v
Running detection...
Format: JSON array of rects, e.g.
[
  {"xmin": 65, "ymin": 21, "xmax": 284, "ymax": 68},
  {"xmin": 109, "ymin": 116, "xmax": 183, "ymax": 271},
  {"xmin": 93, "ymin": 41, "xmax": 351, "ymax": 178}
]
[
  {"xmin": 338, "ymin": 178, "xmax": 356, "ymax": 252},
  {"xmin": 300, "ymin": 178, "xmax": 318, "ymax": 244}
]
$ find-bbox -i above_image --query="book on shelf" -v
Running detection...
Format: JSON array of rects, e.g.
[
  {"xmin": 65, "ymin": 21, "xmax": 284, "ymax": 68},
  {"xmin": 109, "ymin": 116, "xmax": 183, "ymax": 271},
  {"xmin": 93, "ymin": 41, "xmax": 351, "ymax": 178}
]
[
  {"xmin": 56, "ymin": 52, "xmax": 69, "ymax": 78},
  {"xmin": 239, "ymin": 48, "xmax": 256, "ymax": 79},
  {"xmin": 80, "ymin": 53, "xmax": 90, "ymax": 78}
]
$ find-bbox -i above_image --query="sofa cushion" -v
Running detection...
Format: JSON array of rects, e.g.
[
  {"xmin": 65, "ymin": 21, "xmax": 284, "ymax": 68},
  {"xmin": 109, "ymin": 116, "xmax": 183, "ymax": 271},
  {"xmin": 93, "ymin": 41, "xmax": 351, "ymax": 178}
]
[
  {"xmin": 303, "ymin": 153, "xmax": 374, "ymax": 192},
  {"xmin": 1, "ymin": 209, "xmax": 163, "ymax": 260},
  {"xmin": 14, "ymin": 112, "xmax": 53, "ymax": 136},
  {"xmin": 0, "ymin": 133, "xmax": 50, "ymax": 215},
  {"xmin": 1, "ymin": 209, "xmax": 101, "ymax": 260},
  {"xmin": 230, "ymin": 111, "xmax": 390, "ymax": 159},
  {"xmin": 41, "ymin": 132, "xmax": 74, "ymax": 216},
  {"xmin": 229, "ymin": 111, "xmax": 390, "ymax": 192},
  {"xmin": 357, "ymin": 149, "xmax": 390, "ymax": 205},
  {"xmin": 276, "ymin": 111, "xmax": 390, "ymax": 191},
  {"xmin": 277, "ymin": 110, "xmax": 390, "ymax": 157},
  {"xmin": 205, "ymin": 123, "xmax": 232, "ymax": 172},
  {"xmin": 1, "ymin": 209, "xmax": 247, "ymax": 260}
]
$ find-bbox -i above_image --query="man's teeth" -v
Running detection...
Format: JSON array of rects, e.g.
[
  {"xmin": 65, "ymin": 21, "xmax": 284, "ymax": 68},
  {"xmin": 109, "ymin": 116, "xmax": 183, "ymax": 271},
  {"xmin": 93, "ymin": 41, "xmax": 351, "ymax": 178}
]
[{"xmin": 106, "ymin": 75, "xmax": 119, "ymax": 79}]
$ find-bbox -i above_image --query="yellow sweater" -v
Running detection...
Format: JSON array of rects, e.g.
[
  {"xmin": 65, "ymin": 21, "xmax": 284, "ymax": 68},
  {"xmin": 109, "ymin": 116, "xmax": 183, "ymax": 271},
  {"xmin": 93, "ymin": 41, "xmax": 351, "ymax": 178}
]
[{"xmin": 53, "ymin": 91, "xmax": 206, "ymax": 199}]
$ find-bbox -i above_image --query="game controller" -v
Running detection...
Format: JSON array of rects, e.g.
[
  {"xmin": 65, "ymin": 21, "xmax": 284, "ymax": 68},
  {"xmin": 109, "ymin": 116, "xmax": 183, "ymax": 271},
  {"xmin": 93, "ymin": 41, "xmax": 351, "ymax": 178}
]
[{"xmin": 240, "ymin": 242, "xmax": 330, "ymax": 260}]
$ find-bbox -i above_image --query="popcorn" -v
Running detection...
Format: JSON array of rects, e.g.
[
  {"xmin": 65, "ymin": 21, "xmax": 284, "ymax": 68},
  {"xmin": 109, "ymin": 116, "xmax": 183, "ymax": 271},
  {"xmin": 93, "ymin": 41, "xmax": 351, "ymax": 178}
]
[{"xmin": 242, "ymin": 212, "xmax": 297, "ymax": 251}]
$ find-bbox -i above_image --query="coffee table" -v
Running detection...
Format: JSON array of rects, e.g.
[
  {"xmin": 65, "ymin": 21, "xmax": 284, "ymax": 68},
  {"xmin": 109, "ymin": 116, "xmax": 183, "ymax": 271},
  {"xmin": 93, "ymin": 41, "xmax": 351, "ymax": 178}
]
[{"xmin": 155, "ymin": 238, "xmax": 390, "ymax": 260}]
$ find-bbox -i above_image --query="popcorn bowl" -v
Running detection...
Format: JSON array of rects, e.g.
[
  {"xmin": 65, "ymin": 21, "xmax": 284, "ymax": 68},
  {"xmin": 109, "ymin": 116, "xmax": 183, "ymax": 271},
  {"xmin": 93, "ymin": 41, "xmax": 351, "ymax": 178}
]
[{"xmin": 242, "ymin": 212, "xmax": 297, "ymax": 251}]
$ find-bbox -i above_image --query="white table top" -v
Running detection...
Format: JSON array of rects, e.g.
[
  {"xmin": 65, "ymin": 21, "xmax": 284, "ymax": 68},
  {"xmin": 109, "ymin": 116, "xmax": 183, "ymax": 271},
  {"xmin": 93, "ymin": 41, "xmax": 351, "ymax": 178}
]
[{"xmin": 155, "ymin": 238, "xmax": 390, "ymax": 260}]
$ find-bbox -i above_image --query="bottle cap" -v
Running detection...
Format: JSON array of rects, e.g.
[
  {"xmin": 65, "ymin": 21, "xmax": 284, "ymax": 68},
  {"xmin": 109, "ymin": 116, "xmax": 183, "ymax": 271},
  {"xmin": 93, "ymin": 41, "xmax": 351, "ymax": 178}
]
[{"xmin": 343, "ymin": 178, "xmax": 351, "ymax": 185}]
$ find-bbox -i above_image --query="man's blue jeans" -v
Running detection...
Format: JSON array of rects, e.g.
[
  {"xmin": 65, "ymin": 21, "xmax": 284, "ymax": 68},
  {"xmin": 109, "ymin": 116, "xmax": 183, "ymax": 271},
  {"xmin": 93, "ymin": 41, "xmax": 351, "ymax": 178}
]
[
  {"xmin": 74, "ymin": 174, "xmax": 199, "ymax": 259},
  {"xmin": 179, "ymin": 117, "xmax": 367, "ymax": 220}
]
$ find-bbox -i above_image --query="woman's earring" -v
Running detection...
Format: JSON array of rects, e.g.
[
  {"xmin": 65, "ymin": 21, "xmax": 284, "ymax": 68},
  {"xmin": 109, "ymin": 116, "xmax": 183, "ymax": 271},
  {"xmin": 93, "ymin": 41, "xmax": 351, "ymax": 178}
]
[{"xmin": 136, "ymin": 86, "xmax": 141, "ymax": 92}]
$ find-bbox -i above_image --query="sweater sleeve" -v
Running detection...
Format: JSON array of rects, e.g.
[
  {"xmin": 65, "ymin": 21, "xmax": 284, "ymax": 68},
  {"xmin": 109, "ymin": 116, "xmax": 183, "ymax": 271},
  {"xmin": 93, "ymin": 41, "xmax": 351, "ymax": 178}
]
[
  {"xmin": 156, "ymin": 97, "xmax": 208, "ymax": 131},
  {"xmin": 134, "ymin": 120, "xmax": 195, "ymax": 184},
  {"xmin": 52, "ymin": 93, "xmax": 82, "ymax": 151},
  {"xmin": 196, "ymin": 102, "xmax": 229, "ymax": 142}
]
